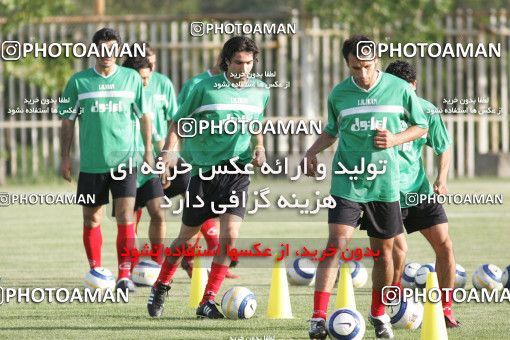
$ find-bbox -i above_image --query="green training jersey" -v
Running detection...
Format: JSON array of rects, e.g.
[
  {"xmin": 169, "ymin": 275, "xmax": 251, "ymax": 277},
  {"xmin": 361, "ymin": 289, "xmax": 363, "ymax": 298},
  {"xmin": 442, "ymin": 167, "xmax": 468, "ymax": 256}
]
[
  {"xmin": 177, "ymin": 70, "xmax": 213, "ymax": 163},
  {"xmin": 177, "ymin": 70, "xmax": 213, "ymax": 106},
  {"xmin": 172, "ymin": 72, "xmax": 270, "ymax": 176},
  {"xmin": 58, "ymin": 65, "xmax": 146, "ymax": 173},
  {"xmin": 324, "ymin": 72, "xmax": 428, "ymax": 203},
  {"xmin": 146, "ymin": 71, "xmax": 178, "ymax": 150},
  {"xmin": 398, "ymin": 97, "xmax": 452, "ymax": 207}
]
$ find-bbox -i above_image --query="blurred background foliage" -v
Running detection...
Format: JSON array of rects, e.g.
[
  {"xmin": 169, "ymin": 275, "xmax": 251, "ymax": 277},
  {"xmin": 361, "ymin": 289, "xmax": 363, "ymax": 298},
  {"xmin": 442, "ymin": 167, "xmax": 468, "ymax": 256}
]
[{"xmin": 0, "ymin": 0, "xmax": 507, "ymax": 93}]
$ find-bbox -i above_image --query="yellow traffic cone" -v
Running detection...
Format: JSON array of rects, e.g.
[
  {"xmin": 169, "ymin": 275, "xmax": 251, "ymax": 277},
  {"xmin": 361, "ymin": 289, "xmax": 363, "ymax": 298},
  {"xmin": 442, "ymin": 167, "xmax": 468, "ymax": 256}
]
[
  {"xmin": 335, "ymin": 262, "xmax": 356, "ymax": 309},
  {"xmin": 188, "ymin": 255, "xmax": 207, "ymax": 308},
  {"xmin": 421, "ymin": 272, "xmax": 448, "ymax": 340},
  {"xmin": 266, "ymin": 257, "xmax": 293, "ymax": 319}
]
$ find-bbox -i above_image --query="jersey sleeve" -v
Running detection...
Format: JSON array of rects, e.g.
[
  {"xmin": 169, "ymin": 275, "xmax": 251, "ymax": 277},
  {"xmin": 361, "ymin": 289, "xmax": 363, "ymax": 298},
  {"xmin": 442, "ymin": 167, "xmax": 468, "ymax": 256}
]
[
  {"xmin": 177, "ymin": 80, "xmax": 193, "ymax": 107},
  {"xmin": 58, "ymin": 76, "xmax": 79, "ymax": 120},
  {"xmin": 403, "ymin": 87, "xmax": 428, "ymax": 129},
  {"xmin": 172, "ymin": 83, "xmax": 204, "ymax": 122},
  {"xmin": 165, "ymin": 79, "xmax": 178, "ymax": 121},
  {"xmin": 426, "ymin": 111, "xmax": 452, "ymax": 155},
  {"xmin": 132, "ymin": 75, "xmax": 146, "ymax": 119},
  {"xmin": 324, "ymin": 92, "xmax": 339, "ymax": 137}
]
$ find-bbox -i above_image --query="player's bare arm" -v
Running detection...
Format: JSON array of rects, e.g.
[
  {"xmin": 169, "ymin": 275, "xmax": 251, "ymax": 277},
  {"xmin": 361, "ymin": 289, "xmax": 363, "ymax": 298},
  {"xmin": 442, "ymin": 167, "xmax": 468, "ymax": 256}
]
[
  {"xmin": 60, "ymin": 119, "xmax": 75, "ymax": 182},
  {"xmin": 251, "ymin": 133, "xmax": 266, "ymax": 167},
  {"xmin": 140, "ymin": 113, "xmax": 154, "ymax": 166},
  {"xmin": 301, "ymin": 131, "xmax": 337, "ymax": 177},
  {"xmin": 374, "ymin": 125, "xmax": 428, "ymax": 149},
  {"xmin": 434, "ymin": 147, "xmax": 451, "ymax": 195}
]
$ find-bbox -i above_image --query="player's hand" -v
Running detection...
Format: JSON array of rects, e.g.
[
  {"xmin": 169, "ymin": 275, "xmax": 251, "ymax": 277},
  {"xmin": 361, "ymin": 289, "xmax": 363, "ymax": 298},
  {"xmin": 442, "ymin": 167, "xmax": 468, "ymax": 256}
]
[
  {"xmin": 251, "ymin": 146, "xmax": 266, "ymax": 167},
  {"xmin": 374, "ymin": 128, "xmax": 398, "ymax": 148},
  {"xmin": 60, "ymin": 157, "xmax": 73, "ymax": 183},
  {"xmin": 158, "ymin": 151, "xmax": 178, "ymax": 188},
  {"xmin": 434, "ymin": 178, "xmax": 448, "ymax": 195},
  {"xmin": 300, "ymin": 152, "xmax": 318, "ymax": 177},
  {"xmin": 143, "ymin": 151, "xmax": 155, "ymax": 169}
]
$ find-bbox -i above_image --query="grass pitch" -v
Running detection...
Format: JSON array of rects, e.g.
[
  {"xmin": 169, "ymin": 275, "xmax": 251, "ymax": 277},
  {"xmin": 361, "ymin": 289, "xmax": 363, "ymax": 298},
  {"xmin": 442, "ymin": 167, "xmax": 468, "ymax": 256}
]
[{"xmin": 0, "ymin": 178, "xmax": 509, "ymax": 339}]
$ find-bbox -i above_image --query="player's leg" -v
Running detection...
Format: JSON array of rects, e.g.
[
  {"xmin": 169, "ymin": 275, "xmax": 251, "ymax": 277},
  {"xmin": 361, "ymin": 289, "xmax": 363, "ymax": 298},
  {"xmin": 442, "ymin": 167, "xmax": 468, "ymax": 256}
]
[
  {"xmin": 196, "ymin": 213, "xmax": 242, "ymax": 319},
  {"xmin": 309, "ymin": 196, "xmax": 359, "ymax": 340},
  {"xmin": 147, "ymin": 222, "xmax": 201, "ymax": 317},
  {"xmin": 392, "ymin": 233, "xmax": 407, "ymax": 289},
  {"xmin": 146, "ymin": 197, "xmax": 166, "ymax": 264},
  {"xmin": 110, "ymin": 169, "xmax": 138, "ymax": 291},
  {"xmin": 363, "ymin": 201, "xmax": 403, "ymax": 339},
  {"xmin": 78, "ymin": 172, "xmax": 109, "ymax": 269},
  {"xmin": 83, "ymin": 205, "xmax": 104, "ymax": 268},
  {"xmin": 420, "ymin": 222, "xmax": 458, "ymax": 327},
  {"xmin": 138, "ymin": 177, "xmax": 166, "ymax": 264},
  {"xmin": 196, "ymin": 170, "xmax": 248, "ymax": 318},
  {"xmin": 113, "ymin": 196, "xmax": 137, "ymax": 291},
  {"xmin": 163, "ymin": 159, "xmax": 197, "ymax": 277}
]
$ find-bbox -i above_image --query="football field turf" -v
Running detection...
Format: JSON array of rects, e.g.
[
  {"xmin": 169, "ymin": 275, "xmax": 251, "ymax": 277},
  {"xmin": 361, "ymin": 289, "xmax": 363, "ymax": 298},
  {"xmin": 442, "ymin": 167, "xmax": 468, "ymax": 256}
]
[{"xmin": 0, "ymin": 178, "xmax": 509, "ymax": 339}]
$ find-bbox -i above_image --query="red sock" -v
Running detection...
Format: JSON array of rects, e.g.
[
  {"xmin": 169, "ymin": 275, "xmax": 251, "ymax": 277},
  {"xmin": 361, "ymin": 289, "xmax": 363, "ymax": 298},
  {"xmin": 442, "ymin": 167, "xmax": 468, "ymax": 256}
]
[
  {"xmin": 135, "ymin": 209, "xmax": 142, "ymax": 230},
  {"xmin": 371, "ymin": 289, "xmax": 386, "ymax": 317},
  {"xmin": 156, "ymin": 258, "xmax": 179, "ymax": 286},
  {"xmin": 442, "ymin": 288, "xmax": 454, "ymax": 316},
  {"xmin": 83, "ymin": 225, "xmax": 102, "ymax": 268},
  {"xmin": 151, "ymin": 243, "xmax": 165, "ymax": 264},
  {"xmin": 201, "ymin": 262, "xmax": 229, "ymax": 304},
  {"xmin": 117, "ymin": 223, "xmax": 135, "ymax": 280},
  {"xmin": 201, "ymin": 219, "xmax": 219, "ymax": 251},
  {"xmin": 312, "ymin": 291, "xmax": 331, "ymax": 320}
]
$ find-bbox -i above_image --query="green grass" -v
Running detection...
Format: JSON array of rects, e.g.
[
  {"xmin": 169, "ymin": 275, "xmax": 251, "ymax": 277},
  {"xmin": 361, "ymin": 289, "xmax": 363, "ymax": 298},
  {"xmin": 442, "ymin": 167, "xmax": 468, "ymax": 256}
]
[{"xmin": 0, "ymin": 178, "xmax": 509, "ymax": 339}]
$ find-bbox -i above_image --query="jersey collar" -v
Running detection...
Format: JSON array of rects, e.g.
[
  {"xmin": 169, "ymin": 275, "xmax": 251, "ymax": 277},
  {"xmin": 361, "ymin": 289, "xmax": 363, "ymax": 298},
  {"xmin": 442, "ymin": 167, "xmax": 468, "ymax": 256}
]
[
  {"xmin": 351, "ymin": 70, "xmax": 382, "ymax": 93},
  {"xmin": 93, "ymin": 64, "xmax": 118, "ymax": 79}
]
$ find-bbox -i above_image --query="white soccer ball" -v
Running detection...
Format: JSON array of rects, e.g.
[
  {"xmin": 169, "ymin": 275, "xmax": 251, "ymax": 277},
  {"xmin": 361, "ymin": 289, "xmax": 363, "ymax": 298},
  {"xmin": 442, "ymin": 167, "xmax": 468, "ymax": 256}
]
[
  {"xmin": 501, "ymin": 265, "xmax": 510, "ymax": 289},
  {"xmin": 472, "ymin": 264, "xmax": 503, "ymax": 291},
  {"xmin": 132, "ymin": 259, "xmax": 161, "ymax": 286},
  {"xmin": 388, "ymin": 298, "xmax": 424, "ymax": 329},
  {"xmin": 287, "ymin": 258, "xmax": 317, "ymax": 286},
  {"xmin": 401, "ymin": 262, "xmax": 422, "ymax": 288},
  {"xmin": 327, "ymin": 308, "xmax": 366, "ymax": 340},
  {"xmin": 415, "ymin": 263, "xmax": 435, "ymax": 289},
  {"xmin": 84, "ymin": 267, "xmax": 116, "ymax": 291},
  {"xmin": 221, "ymin": 286, "xmax": 257, "ymax": 319},
  {"xmin": 454, "ymin": 264, "xmax": 467, "ymax": 288},
  {"xmin": 338, "ymin": 261, "xmax": 368, "ymax": 288}
]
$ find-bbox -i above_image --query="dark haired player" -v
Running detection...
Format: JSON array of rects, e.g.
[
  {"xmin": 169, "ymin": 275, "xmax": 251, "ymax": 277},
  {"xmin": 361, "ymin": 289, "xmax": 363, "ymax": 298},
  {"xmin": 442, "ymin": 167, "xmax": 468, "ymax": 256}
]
[
  {"xmin": 122, "ymin": 54, "xmax": 167, "ymax": 267},
  {"xmin": 147, "ymin": 36, "xmax": 268, "ymax": 319},
  {"xmin": 384, "ymin": 60, "xmax": 458, "ymax": 327},
  {"xmin": 59, "ymin": 28, "xmax": 151, "ymax": 292},
  {"xmin": 302, "ymin": 36, "xmax": 428, "ymax": 339}
]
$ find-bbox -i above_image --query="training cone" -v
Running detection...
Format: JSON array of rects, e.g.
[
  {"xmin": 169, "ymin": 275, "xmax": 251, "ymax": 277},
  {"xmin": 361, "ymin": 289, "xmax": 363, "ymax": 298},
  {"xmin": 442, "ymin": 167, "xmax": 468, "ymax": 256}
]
[
  {"xmin": 421, "ymin": 272, "xmax": 448, "ymax": 340},
  {"xmin": 188, "ymin": 255, "xmax": 207, "ymax": 308},
  {"xmin": 335, "ymin": 262, "xmax": 356, "ymax": 309},
  {"xmin": 266, "ymin": 257, "xmax": 293, "ymax": 319}
]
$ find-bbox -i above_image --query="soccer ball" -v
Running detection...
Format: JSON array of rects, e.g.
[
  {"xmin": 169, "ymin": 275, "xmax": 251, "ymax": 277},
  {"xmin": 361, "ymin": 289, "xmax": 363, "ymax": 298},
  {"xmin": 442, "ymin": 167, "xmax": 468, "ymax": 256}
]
[
  {"xmin": 472, "ymin": 264, "xmax": 503, "ymax": 291},
  {"xmin": 84, "ymin": 267, "xmax": 116, "ymax": 291},
  {"xmin": 388, "ymin": 298, "xmax": 424, "ymax": 329},
  {"xmin": 336, "ymin": 261, "xmax": 369, "ymax": 288},
  {"xmin": 131, "ymin": 259, "xmax": 161, "ymax": 286},
  {"xmin": 221, "ymin": 286, "xmax": 257, "ymax": 319},
  {"xmin": 501, "ymin": 265, "xmax": 510, "ymax": 289},
  {"xmin": 327, "ymin": 308, "xmax": 365, "ymax": 340},
  {"xmin": 287, "ymin": 258, "xmax": 316, "ymax": 286},
  {"xmin": 415, "ymin": 263, "xmax": 435, "ymax": 289},
  {"xmin": 454, "ymin": 264, "xmax": 467, "ymax": 288},
  {"xmin": 401, "ymin": 262, "xmax": 421, "ymax": 288}
]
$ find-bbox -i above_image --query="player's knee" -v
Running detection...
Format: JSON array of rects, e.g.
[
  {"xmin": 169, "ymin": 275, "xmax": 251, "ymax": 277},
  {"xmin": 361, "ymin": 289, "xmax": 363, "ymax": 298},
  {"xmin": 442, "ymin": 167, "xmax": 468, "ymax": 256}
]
[
  {"xmin": 434, "ymin": 236, "xmax": 453, "ymax": 257},
  {"xmin": 393, "ymin": 237, "xmax": 408, "ymax": 257},
  {"xmin": 148, "ymin": 207, "xmax": 165, "ymax": 223},
  {"xmin": 327, "ymin": 236, "xmax": 349, "ymax": 250}
]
